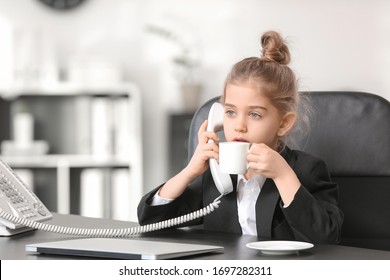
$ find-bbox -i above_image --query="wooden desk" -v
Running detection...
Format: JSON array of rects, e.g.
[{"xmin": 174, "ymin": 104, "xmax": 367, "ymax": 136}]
[{"xmin": 1, "ymin": 213, "xmax": 390, "ymax": 260}]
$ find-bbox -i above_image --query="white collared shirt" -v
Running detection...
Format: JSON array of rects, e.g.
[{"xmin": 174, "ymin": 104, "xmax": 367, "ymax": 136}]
[
  {"xmin": 151, "ymin": 191, "xmax": 174, "ymax": 205},
  {"xmin": 236, "ymin": 174, "xmax": 266, "ymax": 236}
]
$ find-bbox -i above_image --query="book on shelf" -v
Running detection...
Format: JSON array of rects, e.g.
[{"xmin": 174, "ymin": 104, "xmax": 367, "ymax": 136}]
[
  {"xmin": 111, "ymin": 168, "xmax": 131, "ymax": 221},
  {"xmin": 113, "ymin": 96, "xmax": 133, "ymax": 157},
  {"xmin": 80, "ymin": 168, "xmax": 104, "ymax": 219},
  {"xmin": 74, "ymin": 95, "xmax": 92, "ymax": 155},
  {"xmin": 91, "ymin": 97, "xmax": 114, "ymax": 157}
]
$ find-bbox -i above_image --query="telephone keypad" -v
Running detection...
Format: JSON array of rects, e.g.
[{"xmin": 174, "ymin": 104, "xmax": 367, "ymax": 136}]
[
  {"xmin": 1, "ymin": 176, "xmax": 36, "ymax": 216},
  {"xmin": 0, "ymin": 173, "xmax": 27, "ymax": 205}
]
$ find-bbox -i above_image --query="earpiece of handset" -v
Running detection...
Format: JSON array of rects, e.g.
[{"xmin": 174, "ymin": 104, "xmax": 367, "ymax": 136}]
[{"xmin": 207, "ymin": 103, "xmax": 233, "ymax": 195}]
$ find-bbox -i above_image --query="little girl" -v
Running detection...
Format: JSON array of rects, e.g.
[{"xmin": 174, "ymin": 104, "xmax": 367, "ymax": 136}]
[{"xmin": 138, "ymin": 31, "xmax": 343, "ymax": 244}]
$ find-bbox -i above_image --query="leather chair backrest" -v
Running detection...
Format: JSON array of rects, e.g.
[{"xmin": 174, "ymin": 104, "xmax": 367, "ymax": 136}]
[{"xmin": 294, "ymin": 91, "xmax": 390, "ymax": 177}]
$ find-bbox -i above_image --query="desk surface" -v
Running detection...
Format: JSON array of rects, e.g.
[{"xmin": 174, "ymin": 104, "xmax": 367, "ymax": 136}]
[{"xmin": 1, "ymin": 213, "xmax": 390, "ymax": 260}]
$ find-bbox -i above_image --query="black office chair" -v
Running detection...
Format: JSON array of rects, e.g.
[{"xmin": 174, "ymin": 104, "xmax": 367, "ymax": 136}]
[{"xmin": 188, "ymin": 91, "xmax": 390, "ymax": 251}]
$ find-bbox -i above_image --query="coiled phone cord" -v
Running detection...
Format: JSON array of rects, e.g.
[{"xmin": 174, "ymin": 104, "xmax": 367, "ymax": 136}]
[{"xmin": 0, "ymin": 195, "xmax": 223, "ymax": 238}]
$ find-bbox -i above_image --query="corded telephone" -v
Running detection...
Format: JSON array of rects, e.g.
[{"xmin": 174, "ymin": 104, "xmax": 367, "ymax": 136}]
[
  {"xmin": 0, "ymin": 103, "xmax": 231, "ymax": 237},
  {"xmin": 0, "ymin": 159, "xmax": 52, "ymax": 236}
]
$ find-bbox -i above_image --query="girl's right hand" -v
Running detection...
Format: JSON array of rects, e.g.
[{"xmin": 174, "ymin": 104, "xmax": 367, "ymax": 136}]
[
  {"xmin": 158, "ymin": 120, "xmax": 220, "ymax": 199},
  {"xmin": 184, "ymin": 120, "xmax": 220, "ymax": 180}
]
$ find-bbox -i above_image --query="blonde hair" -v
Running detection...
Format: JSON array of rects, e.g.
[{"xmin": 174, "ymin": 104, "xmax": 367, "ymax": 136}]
[{"xmin": 221, "ymin": 31, "xmax": 311, "ymax": 148}]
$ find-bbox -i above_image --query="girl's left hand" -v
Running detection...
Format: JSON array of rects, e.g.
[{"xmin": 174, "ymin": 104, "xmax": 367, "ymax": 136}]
[
  {"xmin": 247, "ymin": 143, "xmax": 301, "ymax": 205},
  {"xmin": 247, "ymin": 143, "xmax": 290, "ymax": 180}
]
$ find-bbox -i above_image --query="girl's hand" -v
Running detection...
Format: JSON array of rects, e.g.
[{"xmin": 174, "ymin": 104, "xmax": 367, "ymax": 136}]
[
  {"xmin": 185, "ymin": 120, "xmax": 220, "ymax": 180},
  {"xmin": 247, "ymin": 143, "xmax": 290, "ymax": 180},
  {"xmin": 247, "ymin": 143, "xmax": 301, "ymax": 205},
  {"xmin": 158, "ymin": 120, "xmax": 220, "ymax": 199}
]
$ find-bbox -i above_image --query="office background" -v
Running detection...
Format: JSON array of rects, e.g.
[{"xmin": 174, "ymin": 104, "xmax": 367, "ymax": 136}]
[{"xmin": 0, "ymin": 0, "xmax": 389, "ymax": 219}]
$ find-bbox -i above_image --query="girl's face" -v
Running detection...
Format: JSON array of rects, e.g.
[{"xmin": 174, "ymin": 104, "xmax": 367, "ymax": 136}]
[{"xmin": 223, "ymin": 82, "xmax": 285, "ymax": 150}]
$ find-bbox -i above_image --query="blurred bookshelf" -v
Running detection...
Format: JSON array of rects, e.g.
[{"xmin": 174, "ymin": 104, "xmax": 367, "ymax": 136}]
[{"xmin": 0, "ymin": 83, "xmax": 143, "ymax": 222}]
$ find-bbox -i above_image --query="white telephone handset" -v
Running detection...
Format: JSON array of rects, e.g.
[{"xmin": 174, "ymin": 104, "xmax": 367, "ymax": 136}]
[
  {"xmin": 0, "ymin": 103, "xmax": 231, "ymax": 238},
  {"xmin": 206, "ymin": 103, "xmax": 233, "ymax": 195}
]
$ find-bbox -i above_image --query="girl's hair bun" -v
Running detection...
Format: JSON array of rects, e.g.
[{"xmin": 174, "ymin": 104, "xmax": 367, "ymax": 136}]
[{"xmin": 261, "ymin": 31, "xmax": 291, "ymax": 65}]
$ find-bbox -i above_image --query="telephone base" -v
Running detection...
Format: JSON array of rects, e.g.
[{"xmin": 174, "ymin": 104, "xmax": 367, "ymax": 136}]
[{"xmin": 0, "ymin": 224, "xmax": 35, "ymax": 237}]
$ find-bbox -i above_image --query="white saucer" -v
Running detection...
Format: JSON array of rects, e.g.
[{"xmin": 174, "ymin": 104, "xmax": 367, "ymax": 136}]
[{"xmin": 246, "ymin": 240, "xmax": 314, "ymax": 255}]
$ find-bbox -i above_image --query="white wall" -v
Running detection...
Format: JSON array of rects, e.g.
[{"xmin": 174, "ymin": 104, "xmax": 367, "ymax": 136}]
[{"xmin": 0, "ymin": 0, "xmax": 389, "ymax": 192}]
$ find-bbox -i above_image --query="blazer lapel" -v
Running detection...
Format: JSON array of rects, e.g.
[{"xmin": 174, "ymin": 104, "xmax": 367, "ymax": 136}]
[{"xmin": 256, "ymin": 179, "xmax": 280, "ymax": 239}]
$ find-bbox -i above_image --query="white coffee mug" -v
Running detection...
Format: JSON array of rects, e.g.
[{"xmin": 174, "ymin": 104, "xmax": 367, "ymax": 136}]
[{"xmin": 219, "ymin": 142, "xmax": 250, "ymax": 174}]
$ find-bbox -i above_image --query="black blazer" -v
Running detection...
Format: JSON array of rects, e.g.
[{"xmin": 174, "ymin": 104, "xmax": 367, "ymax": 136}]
[{"xmin": 138, "ymin": 147, "xmax": 344, "ymax": 244}]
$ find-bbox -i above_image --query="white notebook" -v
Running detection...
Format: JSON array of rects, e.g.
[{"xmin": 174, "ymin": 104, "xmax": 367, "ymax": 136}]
[{"xmin": 26, "ymin": 238, "xmax": 224, "ymax": 260}]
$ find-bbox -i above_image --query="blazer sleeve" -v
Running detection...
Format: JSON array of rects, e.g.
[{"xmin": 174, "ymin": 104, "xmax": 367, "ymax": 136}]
[
  {"xmin": 281, "ymin": 154, "xmax": 344, "ymax": 244},
  {"xmin": 137, "ymin": 175, "xmax": 204, "ymax": 227}
]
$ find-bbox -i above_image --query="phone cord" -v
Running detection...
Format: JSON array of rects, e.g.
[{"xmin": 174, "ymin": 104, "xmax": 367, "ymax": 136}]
[{"xmin": 0, "ymin": 195, "xmax": 223, "ymax": 238}]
